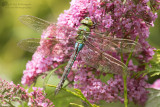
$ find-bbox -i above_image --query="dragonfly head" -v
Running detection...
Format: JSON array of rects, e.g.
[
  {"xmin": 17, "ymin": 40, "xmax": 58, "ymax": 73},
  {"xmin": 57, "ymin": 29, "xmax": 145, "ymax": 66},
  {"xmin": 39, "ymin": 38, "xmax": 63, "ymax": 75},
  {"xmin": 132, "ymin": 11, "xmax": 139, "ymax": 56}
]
[{"xmin": 81, "ymin": 17, "xmax": 93, "ymax": 27}]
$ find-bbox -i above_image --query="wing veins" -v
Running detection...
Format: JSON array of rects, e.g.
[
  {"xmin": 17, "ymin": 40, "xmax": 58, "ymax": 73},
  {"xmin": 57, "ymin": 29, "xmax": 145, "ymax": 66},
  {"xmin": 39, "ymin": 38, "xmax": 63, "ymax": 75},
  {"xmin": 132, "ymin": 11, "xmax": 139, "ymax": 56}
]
[{"xmin": 85, "ymin": 40, "xmax": 127, "ymax": 74}]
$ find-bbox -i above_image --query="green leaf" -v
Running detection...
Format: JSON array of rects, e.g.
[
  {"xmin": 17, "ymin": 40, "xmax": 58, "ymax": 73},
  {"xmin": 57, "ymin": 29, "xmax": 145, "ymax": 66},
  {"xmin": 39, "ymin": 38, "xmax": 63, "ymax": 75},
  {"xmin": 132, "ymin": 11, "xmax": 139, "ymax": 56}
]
[
  {"xmin": 43, "ymin": 63, "xmax": 67, "ymax": 91},
  {"xmin": 154, "ymin": 49, "xmax": 160, "ymax": 54},
  {"xmin": 130, "ymin": 70, "xmax": 148, "ymax": 79},
  {"xmin": 47, "ymin": 84, "xmax": 99, "ymax": 107},
  {"xmin": 146, "ymin": 61, "xmax": 160, "ymax": 77},
  {"xmin": 143, "ymin": 48, "xmax": 160, "ymax": 77},
  {"xmin": 70, "ymin": 103, "xmax": 84, "ymax": 107},
  {"xmin": 151, "ymin": 72, "xmax": 160, "ymax": 77},
  {"xmin": 145, "ymin": 88, "xmax": 160, "ymax": 107}
]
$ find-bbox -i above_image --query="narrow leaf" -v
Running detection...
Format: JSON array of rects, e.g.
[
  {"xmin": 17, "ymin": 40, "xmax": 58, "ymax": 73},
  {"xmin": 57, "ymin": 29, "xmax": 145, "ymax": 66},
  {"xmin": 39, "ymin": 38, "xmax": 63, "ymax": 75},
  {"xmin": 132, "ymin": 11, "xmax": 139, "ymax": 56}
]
[{"xmin": 43, "ymin": 63, "xmax": 67, "ymax": 90}]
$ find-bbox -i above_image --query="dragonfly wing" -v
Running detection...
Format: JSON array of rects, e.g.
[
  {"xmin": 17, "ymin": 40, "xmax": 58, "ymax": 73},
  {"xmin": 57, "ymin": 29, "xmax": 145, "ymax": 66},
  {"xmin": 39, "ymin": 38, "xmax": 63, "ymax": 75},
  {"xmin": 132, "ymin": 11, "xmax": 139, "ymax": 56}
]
[
  {"xmin": 17, "ymin": 38, "xmax": 41, "ymax": 53},
  {"xmin": 17, "ymin": 37, "xmax": 76, "ymax": 58},
  {"xmin": 19, "ymin": 15, "xmax": 51, "ymax": 32},
  {"xmin": 80, "ymin": 40, "xmax": 127, "ymax": 74},
  {"xmin": 19, "ymin": 15, "xmax": 78, "ymax": 38},
  {"xmin": 87, "ymin": 32, "xmax": 142, "ymax": 53},
  {"xmin": 17, "ymin": 38, "xmax": 59, "ymax": 56}
]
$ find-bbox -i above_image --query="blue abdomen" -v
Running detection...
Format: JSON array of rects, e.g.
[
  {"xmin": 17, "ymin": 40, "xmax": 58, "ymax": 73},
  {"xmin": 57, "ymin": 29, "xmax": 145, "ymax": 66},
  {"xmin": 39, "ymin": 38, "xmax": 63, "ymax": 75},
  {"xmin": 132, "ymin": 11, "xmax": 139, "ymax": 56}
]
[{"xmin": 75, "ymin": 43, "xmax": 84, "ymax": 52}]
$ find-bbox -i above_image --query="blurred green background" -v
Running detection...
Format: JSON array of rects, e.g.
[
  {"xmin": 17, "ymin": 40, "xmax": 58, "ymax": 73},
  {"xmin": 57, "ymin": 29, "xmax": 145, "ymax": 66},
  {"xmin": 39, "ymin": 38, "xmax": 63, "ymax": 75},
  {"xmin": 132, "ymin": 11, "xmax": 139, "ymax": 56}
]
[
  {"xmin": 0, "ymin": 0, "xmax": 70, "ymax": 82},
  {"xmin": 0, "ymin": 0, "xmax": 160, "ymax": 106}
]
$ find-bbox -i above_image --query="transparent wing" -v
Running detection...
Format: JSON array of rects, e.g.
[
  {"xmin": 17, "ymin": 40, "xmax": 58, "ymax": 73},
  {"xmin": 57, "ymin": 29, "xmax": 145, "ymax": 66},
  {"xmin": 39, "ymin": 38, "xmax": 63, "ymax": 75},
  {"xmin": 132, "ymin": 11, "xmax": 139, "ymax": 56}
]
[
  {"xmin": 86, "ymin": 32, "xmax": 142, "ymax": 53},
  {"xmin": 18, "ymin": 15, "xmax": 78, "ymax": 56},
  {"xmin": 19, "ymin": 15, "xmax": 51, "ymax": 32},
  {"xmin": 19, "ymin": 15, "xmax": 78, "ymax": 36},
  {"xmin": 17, "ymin": 37, "xmax": 76, "ymax": 57},
  {"xmin": 17, "ymin": 38, "xmax": 41, "ymax": 53},
  {"xmin": 17, "ymin": 38, "xmax": 59, "ymax": 55},
  {"xmin": 80, "ymin": 40, "xmax": 127, "ymax": 74}
]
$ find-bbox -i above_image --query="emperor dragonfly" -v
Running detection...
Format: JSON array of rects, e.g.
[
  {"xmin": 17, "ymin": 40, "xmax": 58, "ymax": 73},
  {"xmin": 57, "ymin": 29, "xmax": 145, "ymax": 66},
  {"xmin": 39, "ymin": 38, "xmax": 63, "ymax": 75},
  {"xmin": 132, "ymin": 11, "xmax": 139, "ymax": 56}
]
[{"xmin": 18, "ymin": 15, "xmax": 141, "ymax": 95}]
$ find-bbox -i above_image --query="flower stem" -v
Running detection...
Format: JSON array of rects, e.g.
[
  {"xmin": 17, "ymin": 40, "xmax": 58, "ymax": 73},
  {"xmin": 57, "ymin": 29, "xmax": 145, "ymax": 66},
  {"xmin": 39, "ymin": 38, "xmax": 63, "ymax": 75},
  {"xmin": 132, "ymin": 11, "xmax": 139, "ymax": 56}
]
[
  {"xmin": 123, "ymin": 36, "xmax": 139, "ymax": 107},
  {"xmin": 123, "ymin": 74, "xmax": 128, "ymax": 107},
  {"xmin": 4, "ymin": 100, "xmax": 15, "ymax": 107}
]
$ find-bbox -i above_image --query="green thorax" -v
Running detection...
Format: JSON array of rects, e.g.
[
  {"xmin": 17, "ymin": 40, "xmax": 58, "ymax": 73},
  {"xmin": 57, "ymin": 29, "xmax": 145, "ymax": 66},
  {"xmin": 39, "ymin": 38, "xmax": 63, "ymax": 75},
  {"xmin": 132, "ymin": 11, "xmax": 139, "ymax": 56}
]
[{"xmin": 76, "ymin": 17, "xmax": 93, "ymax": 44}]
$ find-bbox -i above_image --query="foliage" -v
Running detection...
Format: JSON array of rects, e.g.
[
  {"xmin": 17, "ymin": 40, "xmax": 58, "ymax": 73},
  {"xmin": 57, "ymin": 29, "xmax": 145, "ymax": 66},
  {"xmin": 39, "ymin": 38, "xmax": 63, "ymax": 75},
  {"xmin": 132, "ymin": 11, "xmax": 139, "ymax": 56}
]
[
  {"xmin": 141, "ymin": 49, "xmax": 160, "ymax": 77},
  {"xmin": 47, "ymin": 84, "xmax": 99, "ymax": 107},
  {"xmin": 145, "ymin": 88, "xmax": 160, "ymax": 107}
]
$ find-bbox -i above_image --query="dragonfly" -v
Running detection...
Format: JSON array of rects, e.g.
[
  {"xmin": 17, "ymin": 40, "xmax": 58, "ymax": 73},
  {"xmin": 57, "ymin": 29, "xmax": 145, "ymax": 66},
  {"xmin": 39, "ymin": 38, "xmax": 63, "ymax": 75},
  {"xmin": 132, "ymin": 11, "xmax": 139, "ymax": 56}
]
[{"xmin": 18, "ymin": 15, "xmax": 141, "ymax": 95}]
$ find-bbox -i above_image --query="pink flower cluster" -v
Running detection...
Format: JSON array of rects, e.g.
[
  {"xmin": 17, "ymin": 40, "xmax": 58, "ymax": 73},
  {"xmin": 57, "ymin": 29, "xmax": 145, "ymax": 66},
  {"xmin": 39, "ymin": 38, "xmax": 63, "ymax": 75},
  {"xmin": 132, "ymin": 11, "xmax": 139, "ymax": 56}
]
[
  {"xmin": 0, "ymin": 78, "xmax": 29, "ymax": 106},
  {"xmin": 74, "ymin": 67, "xmax": 149, "ymax": 105},
  {"xmin": 0, "ymin": 78, "xmax": 54, "ymax": 107},
  {"xmin": 21, "ymin": 52, "xmax": 53, "ymax": 85},
  {"xmin": 21, "ymin": 0, "xmax": 160, "ymax": 105},
  {"xmin": 150, "ymin": 79, "xmax": 160, "ymax": 90},
  {"xmin": 28, "ymin": 87, "xmax": 54, "ymax": 107}
]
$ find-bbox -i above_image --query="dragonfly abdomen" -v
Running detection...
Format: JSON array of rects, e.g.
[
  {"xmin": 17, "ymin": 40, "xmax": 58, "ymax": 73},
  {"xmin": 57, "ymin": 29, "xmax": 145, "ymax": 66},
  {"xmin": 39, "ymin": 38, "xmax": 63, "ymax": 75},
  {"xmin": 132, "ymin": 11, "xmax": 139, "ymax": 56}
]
[
  {"xmin": 75, "ymin": 42, "xmax": 84, "ymax": 52},
  {"xmin": 55, "ymin": 43, "xmax": 84, "ymax": 95}
]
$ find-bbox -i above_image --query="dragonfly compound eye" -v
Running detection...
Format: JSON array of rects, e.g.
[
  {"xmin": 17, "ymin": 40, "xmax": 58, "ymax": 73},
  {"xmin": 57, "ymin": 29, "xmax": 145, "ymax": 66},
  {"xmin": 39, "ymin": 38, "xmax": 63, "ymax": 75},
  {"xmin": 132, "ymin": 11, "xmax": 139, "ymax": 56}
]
[{"xmin": 81, "ymin": 17, "xmax": 93, "ymax": 27}]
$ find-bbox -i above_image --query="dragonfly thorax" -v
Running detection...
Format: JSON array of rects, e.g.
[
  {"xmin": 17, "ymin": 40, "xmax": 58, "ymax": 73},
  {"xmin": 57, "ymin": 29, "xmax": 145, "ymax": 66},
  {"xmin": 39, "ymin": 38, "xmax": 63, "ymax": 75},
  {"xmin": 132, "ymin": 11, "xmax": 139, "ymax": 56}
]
[
  {"xmin": 76, "ymin": 21, "xmax": 93, "ymax": 44},
  {"xmin": 75, "ymin": 17, "xmax": 93, "ymax": 44}
]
